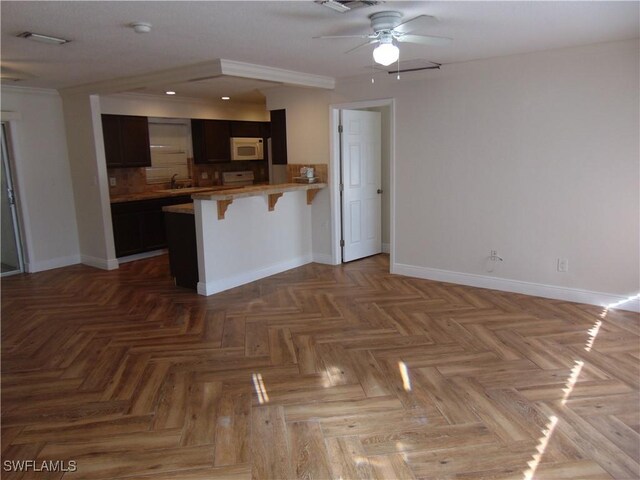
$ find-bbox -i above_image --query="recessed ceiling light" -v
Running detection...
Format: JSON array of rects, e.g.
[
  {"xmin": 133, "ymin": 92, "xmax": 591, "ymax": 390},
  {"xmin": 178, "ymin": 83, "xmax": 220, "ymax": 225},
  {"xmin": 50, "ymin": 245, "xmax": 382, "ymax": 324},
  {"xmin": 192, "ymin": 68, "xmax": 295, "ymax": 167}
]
[
  {"xmin": 221, "ymin": 96, "xmax": 230, "ymax": 100},
  {"xmin": 165, "ymin": 91, "xmax": 176, "ymax": 95},
  {"xmin": 17, "ymin": 32, "xmax": 69, "ymax": 45}
]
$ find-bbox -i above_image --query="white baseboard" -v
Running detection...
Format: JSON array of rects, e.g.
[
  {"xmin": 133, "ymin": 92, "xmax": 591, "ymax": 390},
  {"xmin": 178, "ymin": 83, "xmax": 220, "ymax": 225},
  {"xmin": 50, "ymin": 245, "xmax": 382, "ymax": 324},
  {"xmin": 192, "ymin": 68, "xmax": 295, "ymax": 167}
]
[
  {"xmin": 117, "ymin": 249, "xmax": 167, "ymax": 264},
  {"xmin": 382, "ymin": 243, "xmax": 390, "ymax": 254},
  {"xmin": 26, "ymin": 254, "xmax": 81, "ymax": 273},
  {"xmin": 312, "ymin": 253, "xmax": 336, "ymax": 265},
  {"xmin": 81, "ymin": 254, "xmax": 119, "ymax": 271},
  {"xmin": 392, "ymin": 262, "xmax": 640, "ymax": 313},
  {"xmin": 198, "ymin": 254, "xmax": 313, "ymax": 296}
]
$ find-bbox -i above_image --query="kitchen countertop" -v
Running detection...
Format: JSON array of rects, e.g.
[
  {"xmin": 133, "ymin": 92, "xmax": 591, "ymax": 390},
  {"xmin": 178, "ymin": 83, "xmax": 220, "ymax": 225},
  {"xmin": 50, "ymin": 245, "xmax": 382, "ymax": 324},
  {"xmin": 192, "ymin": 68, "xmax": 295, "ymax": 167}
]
[
  {"xmin": 162, "ymin": 203, "xmax": 194, "ymax": 215},
  {"xmin": 163, "ymin": 183, "xmax": 327, "ymax": 217},
  {"xmin": 191, "ymin": 182, "xmax": 327, "ymax": 201},
  {"xmin": 110, "ymin": 186, "xmax": 237, "ymax": 204},
  {"xmin": 193, "ymin": 183, "xmax": 327, "ymax": 220}
]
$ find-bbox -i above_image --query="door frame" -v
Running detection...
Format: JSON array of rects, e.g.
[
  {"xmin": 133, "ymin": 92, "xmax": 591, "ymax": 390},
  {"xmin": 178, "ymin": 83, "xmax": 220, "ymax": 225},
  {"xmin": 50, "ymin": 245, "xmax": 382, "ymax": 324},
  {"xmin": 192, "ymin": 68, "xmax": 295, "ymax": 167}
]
[
  {"xmin": 328, "ymin": 98, "xmax": 395, "ymax": 266},
  {"xmin": 0, "ymin": 116, "xmax": 31, "ymax": 273},
  {"xmin": 1, "ymin": 123, "xmax": 25, "ymax": 275}
]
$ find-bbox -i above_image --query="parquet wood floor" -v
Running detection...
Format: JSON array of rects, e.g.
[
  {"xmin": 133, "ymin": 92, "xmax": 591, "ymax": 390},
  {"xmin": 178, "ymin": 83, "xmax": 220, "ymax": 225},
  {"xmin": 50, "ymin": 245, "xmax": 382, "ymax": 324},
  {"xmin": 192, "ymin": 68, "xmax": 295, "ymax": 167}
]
[{"xmin": 1, "ymin": 254, "xmax": 639, "ymax": 479}]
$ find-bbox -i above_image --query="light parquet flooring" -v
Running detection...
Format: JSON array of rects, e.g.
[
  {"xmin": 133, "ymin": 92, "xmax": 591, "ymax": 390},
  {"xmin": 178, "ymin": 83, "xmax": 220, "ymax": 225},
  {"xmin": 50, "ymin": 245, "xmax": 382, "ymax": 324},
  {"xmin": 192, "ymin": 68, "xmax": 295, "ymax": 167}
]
[{"xmin": 2, "ymin": 254, "xmax": 639, "ymax": 479}]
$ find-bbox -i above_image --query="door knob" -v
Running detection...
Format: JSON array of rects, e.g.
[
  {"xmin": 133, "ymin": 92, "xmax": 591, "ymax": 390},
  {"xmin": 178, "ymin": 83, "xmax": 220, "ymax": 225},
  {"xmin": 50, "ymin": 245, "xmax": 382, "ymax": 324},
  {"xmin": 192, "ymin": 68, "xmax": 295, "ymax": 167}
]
[{"xmin": 377, "ymin": 189, "xmax": 383, "ymax": 194}]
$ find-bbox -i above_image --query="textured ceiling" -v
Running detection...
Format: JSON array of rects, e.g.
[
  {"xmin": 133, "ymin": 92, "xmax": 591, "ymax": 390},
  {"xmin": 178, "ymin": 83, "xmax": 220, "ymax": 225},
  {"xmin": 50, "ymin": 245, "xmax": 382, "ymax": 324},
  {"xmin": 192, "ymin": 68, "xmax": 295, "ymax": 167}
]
[
  {"xmin": 138, "ymin": 75, "xmax": 279, "ymax": 104},
  {"xmin": 1, "ymin": 1, "xmax": 638, "ymax": 100}
]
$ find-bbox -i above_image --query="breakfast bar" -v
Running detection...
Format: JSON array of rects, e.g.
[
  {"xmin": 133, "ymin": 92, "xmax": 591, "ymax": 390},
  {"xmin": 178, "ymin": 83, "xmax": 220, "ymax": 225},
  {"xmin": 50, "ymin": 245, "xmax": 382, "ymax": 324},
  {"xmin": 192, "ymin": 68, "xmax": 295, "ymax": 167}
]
[
  {"xmin": 192, "ymin": 182, "xmax": 326, "ymax": 218},
  {"xmin": 187, "ymin": 182, "xmax": 327, "ymax": 296}
]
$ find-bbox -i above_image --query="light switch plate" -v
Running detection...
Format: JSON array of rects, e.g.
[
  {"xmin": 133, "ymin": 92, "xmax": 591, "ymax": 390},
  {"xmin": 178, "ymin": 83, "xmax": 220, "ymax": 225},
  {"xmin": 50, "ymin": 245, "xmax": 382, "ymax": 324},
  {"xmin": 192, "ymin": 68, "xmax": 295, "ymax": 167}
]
[{"xmin": 557, "ymin": 258, "xmax": 569, "ymax": 272}]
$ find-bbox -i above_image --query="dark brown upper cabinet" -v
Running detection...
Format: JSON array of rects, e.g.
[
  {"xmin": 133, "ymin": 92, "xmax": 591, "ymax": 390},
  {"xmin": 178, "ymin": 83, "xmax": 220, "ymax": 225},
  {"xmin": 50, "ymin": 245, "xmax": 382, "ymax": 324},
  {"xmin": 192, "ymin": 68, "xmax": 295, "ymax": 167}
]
[
  {"xmin": 261, "ymin": 122, "xmax": 271, "ymax": 139},
  {"xmin": 230, "ymin": 121, "xmax": 263, "ymax": 138},
  {"xmin": 192, "ymin": 119, "xmax": 231, "ymax": 164},
  {"xmin": 102, "ymin": 114, "xmax": 151, "ymax": 168},
  {"xmin": 270, "ymin": 109, "xmax": 288, "ymax": 165}
]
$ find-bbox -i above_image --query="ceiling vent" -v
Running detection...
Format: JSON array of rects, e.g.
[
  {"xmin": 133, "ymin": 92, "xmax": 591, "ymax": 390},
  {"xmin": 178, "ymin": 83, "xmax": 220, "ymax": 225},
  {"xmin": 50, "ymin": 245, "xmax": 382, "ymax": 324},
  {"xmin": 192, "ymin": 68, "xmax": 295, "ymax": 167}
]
[{"xmin": 316, "ymin": 0, "xmax": 382, "ymax": 13}]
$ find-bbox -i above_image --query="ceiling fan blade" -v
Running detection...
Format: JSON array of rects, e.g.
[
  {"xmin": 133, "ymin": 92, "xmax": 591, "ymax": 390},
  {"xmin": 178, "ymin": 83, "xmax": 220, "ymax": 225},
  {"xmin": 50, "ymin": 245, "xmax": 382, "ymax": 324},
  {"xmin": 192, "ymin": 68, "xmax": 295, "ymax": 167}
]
[
  {"xmin": 397, "ymin": 34, "xmax": 452, "ymax": 46},
  {"xmin": 344, "ymin": 39, "xmax": 377, "ymax": 54},
  {"xmin": 313, "ymin": 34, "xmax": 374, "ymax": 39},
  {"xmin": 393, "ymin": 14, "xmax": 438, "ymax": 34}
]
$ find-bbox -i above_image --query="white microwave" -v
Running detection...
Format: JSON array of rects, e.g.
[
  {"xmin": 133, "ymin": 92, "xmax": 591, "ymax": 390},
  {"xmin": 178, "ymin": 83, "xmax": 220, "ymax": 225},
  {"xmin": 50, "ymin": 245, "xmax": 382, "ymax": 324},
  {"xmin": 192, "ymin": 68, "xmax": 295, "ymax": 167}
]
[{"xmin": 230, "ymin": 137, "xmax": 264, "ymax": 161}]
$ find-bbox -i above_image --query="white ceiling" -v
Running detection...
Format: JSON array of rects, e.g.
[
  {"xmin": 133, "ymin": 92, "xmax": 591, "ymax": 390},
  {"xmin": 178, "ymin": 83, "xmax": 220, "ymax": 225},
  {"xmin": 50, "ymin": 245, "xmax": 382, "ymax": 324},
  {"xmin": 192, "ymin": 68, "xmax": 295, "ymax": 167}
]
[
  {"xmin": 2, "ymin": 1, "xmax": 638, "ymax": 102},
  {"xmin": 138, "ymin": 75, "xmax": 278, "ymax": 104}
]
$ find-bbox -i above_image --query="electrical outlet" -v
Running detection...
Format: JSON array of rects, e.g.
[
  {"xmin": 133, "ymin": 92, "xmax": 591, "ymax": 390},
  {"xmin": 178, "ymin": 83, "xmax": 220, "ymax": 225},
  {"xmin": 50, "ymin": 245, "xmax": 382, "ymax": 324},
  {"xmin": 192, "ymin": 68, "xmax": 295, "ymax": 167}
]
[
  {"xmin": 214, "ymin": 171, "xmax": 219, "ymax": 180},
  {"xmin": 557, "ymin": 258, "xmax": 569, "ymax": 272},
  {"xmin": 109, "ymin": 177, "xmax": 116, "ymax": 186},
  {"xmin": 201, "ymin": 172, "xmax": 208, "ymax": 179}
]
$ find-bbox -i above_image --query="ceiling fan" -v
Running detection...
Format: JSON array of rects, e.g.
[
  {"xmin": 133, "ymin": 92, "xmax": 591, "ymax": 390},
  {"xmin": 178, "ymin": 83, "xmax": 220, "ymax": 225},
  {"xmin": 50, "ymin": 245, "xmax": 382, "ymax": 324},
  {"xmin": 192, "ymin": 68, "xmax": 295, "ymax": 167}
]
[{"xmin": 315, "ymin": 11, "xmax": 452, "ymax": 66}]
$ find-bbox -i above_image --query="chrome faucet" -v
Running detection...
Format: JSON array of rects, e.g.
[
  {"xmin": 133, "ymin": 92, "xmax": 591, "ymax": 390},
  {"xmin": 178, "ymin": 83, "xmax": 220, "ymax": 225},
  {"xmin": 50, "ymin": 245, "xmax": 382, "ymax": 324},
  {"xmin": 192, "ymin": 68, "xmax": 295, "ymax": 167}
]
[{"xmin": 170, "ymin": 173, "xmax": 178, "ymax": 189}]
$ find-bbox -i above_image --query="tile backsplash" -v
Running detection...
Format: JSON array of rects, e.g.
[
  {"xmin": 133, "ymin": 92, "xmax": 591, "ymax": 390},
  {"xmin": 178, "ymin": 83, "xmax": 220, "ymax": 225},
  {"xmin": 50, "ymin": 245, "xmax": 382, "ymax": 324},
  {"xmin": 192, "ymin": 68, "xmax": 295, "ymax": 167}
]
[
  {"xmin": 192, "ymin": 161, "xmax": 268, "ymax": 188},
  {"xmin": 108, "ymin": 161, "xmax": 327, "ymax": 195},
  {"xmin": 108, "ymin": 159, "xmax": 269, "ymax": 195},
  {"xmin": 286, "ymin": 164, "xmax": 328, "ymax": 183},
  {"xmin": 107, "ymin": 167, "xmax": 150, "ymax": 195}
]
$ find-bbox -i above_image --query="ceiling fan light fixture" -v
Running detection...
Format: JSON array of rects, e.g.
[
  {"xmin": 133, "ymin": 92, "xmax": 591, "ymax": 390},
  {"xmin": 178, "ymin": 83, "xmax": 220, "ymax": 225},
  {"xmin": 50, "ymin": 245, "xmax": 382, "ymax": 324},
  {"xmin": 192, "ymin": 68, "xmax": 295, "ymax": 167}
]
[{"xmin": 373, "ymin": 41, "xmax": 399, "ymax": 66}]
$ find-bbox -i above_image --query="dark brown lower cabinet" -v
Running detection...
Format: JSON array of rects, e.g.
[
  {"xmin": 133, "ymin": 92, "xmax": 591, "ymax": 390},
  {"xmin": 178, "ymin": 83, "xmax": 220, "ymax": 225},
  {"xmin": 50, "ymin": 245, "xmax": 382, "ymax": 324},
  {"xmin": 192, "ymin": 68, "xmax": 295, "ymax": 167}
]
[
  {"xmin": 140, "ymin": 210, "xmax": 166, "ymax": 250},
  {"xmin": 164, "ymin": 212, "xmax": 198, "ymax": 290},
  {"xmin": 111, "ymin": 196, "xmax": 191, "ymax": 258}
]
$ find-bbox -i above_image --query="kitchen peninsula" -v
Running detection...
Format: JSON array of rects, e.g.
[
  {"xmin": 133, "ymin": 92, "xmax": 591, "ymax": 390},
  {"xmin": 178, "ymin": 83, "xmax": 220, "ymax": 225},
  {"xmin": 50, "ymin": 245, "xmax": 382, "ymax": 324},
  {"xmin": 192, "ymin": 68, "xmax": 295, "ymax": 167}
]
[{"xmin": 171, "ymin": 182, "xmax": 327, "ymax": 296}]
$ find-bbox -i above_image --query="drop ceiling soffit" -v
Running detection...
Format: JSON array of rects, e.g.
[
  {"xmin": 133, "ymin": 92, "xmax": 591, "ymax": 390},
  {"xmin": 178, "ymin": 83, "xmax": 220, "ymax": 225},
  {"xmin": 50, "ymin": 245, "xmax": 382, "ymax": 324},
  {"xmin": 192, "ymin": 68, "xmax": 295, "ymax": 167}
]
[{"xmin": 58, "ymin": 59, "xmax": 335, "ymax": 97}]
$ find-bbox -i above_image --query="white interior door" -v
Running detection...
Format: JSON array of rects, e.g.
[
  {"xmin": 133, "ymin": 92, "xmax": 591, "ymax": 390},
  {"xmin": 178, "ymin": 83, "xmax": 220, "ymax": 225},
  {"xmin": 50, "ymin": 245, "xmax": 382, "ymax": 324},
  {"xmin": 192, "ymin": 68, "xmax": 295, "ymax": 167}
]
[{"xmin": 340, "ymin": 109, "xmax": 382, "ymax": 262}]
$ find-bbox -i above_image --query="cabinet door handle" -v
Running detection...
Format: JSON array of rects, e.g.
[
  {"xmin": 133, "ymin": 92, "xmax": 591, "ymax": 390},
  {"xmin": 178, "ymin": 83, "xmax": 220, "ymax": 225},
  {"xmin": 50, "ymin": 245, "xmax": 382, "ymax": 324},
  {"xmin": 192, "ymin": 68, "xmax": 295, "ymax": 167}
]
[{"xmin": 377, "ymin": 189, "xmax": 383, "ymax": 194}]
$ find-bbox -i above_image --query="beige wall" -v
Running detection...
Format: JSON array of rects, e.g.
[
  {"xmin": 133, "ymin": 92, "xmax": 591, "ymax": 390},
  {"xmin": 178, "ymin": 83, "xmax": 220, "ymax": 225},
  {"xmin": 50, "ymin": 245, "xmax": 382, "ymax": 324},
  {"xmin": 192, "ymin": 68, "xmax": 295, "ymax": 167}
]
[
  {"xmin": 1, "ymin": 87, "xmax": 81, "ymax": 271},
  {"xmin": 100, "ymin": 94, "xmax": 269, "ymax": 121},
  {"xmin": 265, "ymin": 39, "xmax": 640, "ymax": 306},
  {"xmin": 266, "ymin": 87, "xmax": 334, "ymax": 261},
  {"xmin": 61, "ymin": 94, "xmax": 117, "ymax": 269},
  {"xmin": 265, "ymin": 87, "xmax": 332, "ymax": 165}
]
